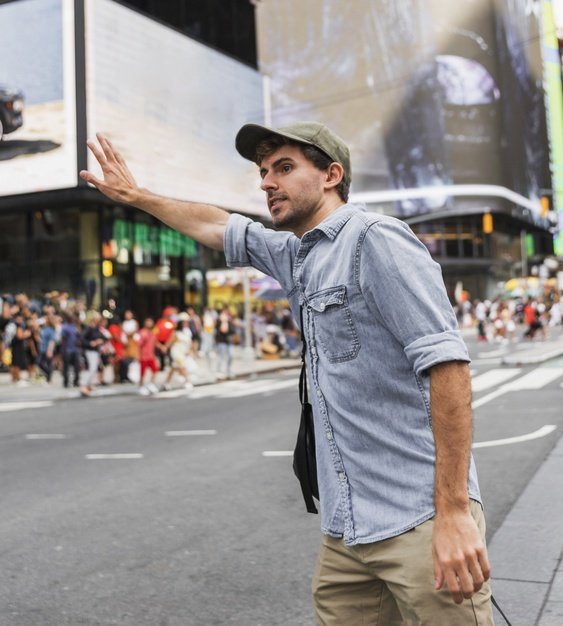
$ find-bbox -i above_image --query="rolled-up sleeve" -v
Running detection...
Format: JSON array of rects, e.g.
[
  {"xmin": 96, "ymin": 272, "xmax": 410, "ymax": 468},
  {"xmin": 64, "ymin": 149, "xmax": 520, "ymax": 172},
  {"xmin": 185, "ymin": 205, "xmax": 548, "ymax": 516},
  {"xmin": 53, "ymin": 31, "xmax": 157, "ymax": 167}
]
[
  {"xmin": 359, "ymin": 218, "xmax": 469, "ymax": 376},
  {"xmin": 223, "ymin": 213, "xmax": 299, "ymax": 291}
]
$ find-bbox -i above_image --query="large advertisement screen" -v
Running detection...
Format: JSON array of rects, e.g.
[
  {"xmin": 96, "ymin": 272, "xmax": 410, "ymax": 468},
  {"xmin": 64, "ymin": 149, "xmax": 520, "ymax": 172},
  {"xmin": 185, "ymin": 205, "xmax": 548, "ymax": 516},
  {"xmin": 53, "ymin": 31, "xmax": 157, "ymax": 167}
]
[
  {"xmin": 85, "ymin": 0, "xmax": 266, "ymax": 216},
  {"xmin": 255, "ymin": 0, "xmax": 552, "ymax": 221},
  {"xmin": 0, "ymin": 0, "xmax": 77, "ymax": 195}
]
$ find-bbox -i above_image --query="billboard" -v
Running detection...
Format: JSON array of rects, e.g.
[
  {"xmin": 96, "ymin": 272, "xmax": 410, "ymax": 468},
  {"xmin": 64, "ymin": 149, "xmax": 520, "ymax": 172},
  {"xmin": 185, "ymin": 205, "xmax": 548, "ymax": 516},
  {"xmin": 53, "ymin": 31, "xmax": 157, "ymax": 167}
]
[
  {"xmin": 255, "ymin": 0, "xmax": 552, "ymax": 220},
  {"xmin": 84, "ymin": 0, "xmax": 266, "ymax": 216},
  {"xmin": 0, "ymin": 0, "xmax": 77, "ymax": 195}
]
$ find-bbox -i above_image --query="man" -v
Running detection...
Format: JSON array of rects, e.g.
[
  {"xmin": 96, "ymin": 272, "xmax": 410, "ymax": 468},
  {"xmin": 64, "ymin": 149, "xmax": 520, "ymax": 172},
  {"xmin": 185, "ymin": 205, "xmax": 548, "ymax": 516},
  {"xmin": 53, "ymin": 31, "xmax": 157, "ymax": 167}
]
[{"xmin": 80, "ymin": 123, "xmax": 493, "ymax": 624}]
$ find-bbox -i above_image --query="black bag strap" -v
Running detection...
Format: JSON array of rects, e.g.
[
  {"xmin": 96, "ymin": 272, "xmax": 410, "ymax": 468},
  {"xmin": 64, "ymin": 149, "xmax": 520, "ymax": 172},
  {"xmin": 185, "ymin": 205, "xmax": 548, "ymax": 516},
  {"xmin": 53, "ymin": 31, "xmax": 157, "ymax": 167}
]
[
  {"xmin": 292, "ymin": 305, "xmax": 318, "ymax": 514},
  {"xmin": 299, "ymin": 306, "xmax": 308, "ymax": 405},
  {"xmin": 491, "ymin": 595, "xmax": 512, "ymax": 626}
]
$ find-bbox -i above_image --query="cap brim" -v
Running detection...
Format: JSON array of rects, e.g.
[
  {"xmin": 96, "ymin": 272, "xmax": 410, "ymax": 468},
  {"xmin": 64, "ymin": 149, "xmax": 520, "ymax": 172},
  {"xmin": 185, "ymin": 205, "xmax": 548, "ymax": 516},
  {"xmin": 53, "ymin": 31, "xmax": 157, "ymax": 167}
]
[{"xmin": 235, "ymin": 123, "xmax": 316, "ymax": 163}]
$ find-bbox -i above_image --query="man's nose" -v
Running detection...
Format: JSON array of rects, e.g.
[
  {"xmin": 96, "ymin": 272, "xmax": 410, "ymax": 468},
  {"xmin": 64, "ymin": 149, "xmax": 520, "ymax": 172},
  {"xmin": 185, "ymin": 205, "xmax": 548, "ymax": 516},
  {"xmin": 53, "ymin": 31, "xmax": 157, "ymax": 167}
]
[{"xmin": 260, "ymin": 171, "xmax": 277, "ymax": 191}]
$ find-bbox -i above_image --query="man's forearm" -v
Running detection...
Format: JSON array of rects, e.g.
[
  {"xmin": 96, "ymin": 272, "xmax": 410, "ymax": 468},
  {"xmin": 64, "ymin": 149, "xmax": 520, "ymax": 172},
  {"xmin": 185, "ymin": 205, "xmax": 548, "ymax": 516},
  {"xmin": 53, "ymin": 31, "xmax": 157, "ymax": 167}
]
[
  {"xmin": 430, "ymin": 361, "xmax": 473, "ymax": 513},
  {"xmin": 132, "ymin": 189, "xmax": 229, "ymax": 252},
  {"xmin": 429, "ymin": 360, "xmax": 490, "ymax": 603}
]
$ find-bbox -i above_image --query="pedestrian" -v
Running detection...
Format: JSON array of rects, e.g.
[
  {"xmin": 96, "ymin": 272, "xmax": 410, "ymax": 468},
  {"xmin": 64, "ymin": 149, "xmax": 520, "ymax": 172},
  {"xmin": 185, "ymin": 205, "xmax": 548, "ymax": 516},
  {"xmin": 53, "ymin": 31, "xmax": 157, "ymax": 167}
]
[
  {"xmin": 186, "ymin": 306, "xmax": 202, "ymax": 355},
  {"xmin": 155, "ymin": 307, "xmax": 177, "ymax": 372},
  {"xmin": 8, "ymin": 310, "xmax": 30, "ymax": 386},
  {"xmin": 163, "ymin": 312, "xmax": 193, "ymax": 391},
  {"xmin": 199, "ymin": 307, "xmax": 216, "ymax": 370},
  {"xmin": 60, "ymin": 312, "xmax": 81, "ymax": 388},
  {"xmin": 138, "ymin": 316, "xmax": 159, "ymax": 394},
  {"xmin": 37, "ymin": 314, "xmax": 57, "ymax": 383},
  {"xmin": 82, "ymin": 125, "xmax": 493, "ymax": 623},
  {"xmin": 80, "ymin": 312, "xmax": 105, "ymax": 397},
  {"xmin": 122, "ymin": 309, "xmax": 140, "ymax": 380},
  {"xmin": 215, "ymin": 307, "xmax": 236, "ymax": 378}
]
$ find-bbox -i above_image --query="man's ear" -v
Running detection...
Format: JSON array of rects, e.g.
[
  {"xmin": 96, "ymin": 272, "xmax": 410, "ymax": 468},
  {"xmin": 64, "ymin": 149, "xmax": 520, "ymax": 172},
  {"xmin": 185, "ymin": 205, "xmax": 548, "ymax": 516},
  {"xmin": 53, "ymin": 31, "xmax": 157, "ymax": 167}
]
[{"xmin": 324, "ymin": 162, "xmax": 344, "ymax": 190}]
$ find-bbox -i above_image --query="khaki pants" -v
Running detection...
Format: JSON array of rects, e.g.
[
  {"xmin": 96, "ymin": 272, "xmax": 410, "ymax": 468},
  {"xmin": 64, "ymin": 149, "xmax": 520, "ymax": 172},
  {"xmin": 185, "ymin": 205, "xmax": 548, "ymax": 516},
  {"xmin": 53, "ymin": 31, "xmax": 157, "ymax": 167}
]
[{"xmin": 312, "ymin": 500, "xmax": 494, "ymax": 625}]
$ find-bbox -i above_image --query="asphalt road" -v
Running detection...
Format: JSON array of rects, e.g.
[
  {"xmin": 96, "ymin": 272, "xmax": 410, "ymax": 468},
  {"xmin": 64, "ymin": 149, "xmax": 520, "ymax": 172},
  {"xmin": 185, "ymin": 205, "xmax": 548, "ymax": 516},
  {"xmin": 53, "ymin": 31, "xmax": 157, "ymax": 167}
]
[{"xmin": 0, "ymin": 349, "xmax": 561, "ymax": 625}]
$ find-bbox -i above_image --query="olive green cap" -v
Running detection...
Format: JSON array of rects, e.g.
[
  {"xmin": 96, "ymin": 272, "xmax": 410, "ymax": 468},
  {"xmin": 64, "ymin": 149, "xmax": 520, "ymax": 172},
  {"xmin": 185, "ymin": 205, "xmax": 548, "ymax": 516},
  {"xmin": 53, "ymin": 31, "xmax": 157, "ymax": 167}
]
[{"xmin": 235, "ymin": 121, "xmax": 351, "ymax": 187}]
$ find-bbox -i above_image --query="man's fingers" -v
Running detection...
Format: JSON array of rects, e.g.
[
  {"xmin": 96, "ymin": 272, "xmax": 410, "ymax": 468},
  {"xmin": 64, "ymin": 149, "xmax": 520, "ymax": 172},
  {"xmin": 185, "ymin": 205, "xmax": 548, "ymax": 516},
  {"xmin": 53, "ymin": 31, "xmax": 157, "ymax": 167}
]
[
  {"xmin": 478, "ymin": 548, "xmax": 491, "ymax": 582},
  {"xmin": 79, "ymin": 170, "xmax": 103, "ymax": 188},
  {"xmin": 444, "ymin": 569, "xmax": 463, "ymax": 604},
  {"xmin": 104, "ymin": 136, "xmax": 123, "ymax": 162},
  {"xmin": 96, "ymin": 133, "xmax": 117, "ymax": 162},
  {"xmin": 86, "ymin": 139, "xmax": 107, "ymax": 166}
]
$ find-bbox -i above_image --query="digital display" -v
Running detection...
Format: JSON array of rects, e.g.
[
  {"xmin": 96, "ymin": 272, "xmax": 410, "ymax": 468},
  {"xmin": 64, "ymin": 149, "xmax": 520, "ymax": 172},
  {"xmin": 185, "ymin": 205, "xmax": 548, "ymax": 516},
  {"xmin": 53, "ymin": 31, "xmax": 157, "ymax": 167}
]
[
  {"xmin": 255, "ymin": 0, "xmax": 552, "ymax": 220},
  {"xmin": 0, "ymin": 0, "xmax": 77, "ymax": 195},
  {"xmin": 85, "ymin": 0, "xmax": 266, "ymax": 217}
]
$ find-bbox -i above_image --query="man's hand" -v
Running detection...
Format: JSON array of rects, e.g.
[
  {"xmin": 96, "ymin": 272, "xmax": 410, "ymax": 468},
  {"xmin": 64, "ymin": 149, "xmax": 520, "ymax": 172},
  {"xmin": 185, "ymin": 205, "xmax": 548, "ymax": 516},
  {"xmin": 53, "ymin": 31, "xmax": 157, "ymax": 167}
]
[
  {"xmin": 432, "ymin": 507, "xmax": 491, "ymax": 604},
  {"xmin": 80, "ymin": 133, "xmax": 140, "ymax": 204}
]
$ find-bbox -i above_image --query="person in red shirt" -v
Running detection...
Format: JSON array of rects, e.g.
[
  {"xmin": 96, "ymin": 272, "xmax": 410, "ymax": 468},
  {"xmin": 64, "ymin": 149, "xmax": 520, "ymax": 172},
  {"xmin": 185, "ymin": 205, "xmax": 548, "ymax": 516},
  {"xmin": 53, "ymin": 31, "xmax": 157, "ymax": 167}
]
[
  {"xmin": 138, "ymin": 317, "xmax": 159, "ymax": 394},
  {"xmin": 108, "ymin": 318, "xmax": 128, "ymax": 382},
  {"xmin": 155, "ymin": 307, "xmax": 177, "ymax": 372}
]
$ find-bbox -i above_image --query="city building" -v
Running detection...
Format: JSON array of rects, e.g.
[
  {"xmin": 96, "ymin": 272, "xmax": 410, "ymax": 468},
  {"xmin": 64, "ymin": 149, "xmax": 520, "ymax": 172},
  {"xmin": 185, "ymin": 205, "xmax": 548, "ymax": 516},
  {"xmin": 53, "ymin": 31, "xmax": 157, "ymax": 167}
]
[
  {"xmin": 1, "ymin": 0, "xmax": 562, "ymax": 313},
  {"xmin": 0, "ymin": 0, "xmax": 262, "ymax": 319}
]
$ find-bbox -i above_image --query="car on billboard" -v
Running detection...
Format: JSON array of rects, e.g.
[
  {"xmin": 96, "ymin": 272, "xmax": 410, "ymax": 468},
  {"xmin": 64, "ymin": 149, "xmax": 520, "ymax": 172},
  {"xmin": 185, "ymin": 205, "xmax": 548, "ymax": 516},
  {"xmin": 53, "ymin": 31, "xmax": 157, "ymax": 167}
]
[{"xmin": 0, "ymin": 85, "xmax": 24, "ymax": 140}]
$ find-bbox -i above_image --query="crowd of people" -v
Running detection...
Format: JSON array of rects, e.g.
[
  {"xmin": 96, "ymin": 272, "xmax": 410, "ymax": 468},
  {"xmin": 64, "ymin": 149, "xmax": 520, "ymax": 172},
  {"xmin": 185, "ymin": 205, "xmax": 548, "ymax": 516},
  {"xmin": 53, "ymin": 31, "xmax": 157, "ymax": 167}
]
[
  {"xmin": 454, "ymin": 291, "xmax": 562, "ymax": 343},
  {"xmin": 0, "ymin": 291, "xmax": 301, "ymax": 396}
]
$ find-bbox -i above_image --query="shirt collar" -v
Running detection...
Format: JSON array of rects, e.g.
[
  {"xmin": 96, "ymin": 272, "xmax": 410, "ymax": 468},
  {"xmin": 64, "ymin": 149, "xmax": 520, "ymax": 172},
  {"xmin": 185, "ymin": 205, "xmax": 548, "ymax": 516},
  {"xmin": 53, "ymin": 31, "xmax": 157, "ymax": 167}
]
[{"xmin": 304, "ymin": 203, "xmax": 366, "ymax": 242}]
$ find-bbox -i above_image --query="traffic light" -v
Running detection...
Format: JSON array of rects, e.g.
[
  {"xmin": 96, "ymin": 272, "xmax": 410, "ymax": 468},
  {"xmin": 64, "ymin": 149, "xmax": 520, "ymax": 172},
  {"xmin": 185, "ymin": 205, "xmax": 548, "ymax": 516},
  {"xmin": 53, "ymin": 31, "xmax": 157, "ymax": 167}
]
[
  {"xmin": 483, "ymin": 212, "xmax": 493, "ymax": 234},
  {"xmin": 540, "ymin": 196, "xmax": 550, "ymax": 217},
  {"xmin": 102, "ymin": 260, "xmax": 113, "ymax": 277}
]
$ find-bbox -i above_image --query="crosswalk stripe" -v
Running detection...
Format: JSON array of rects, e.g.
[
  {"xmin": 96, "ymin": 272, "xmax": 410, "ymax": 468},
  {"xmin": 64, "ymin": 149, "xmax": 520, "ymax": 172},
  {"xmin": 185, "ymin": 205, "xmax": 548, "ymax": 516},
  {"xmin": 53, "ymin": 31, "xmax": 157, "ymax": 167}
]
[
  {"xmin": 165, "ymin": 430, "xmax": 217, "ymax": 437},
  {"xmin": 471, "ymin": 369, "xmax": 522, "ymax": 393},
  {"xmin": 473, "ymin": 367, "xmax": 563, "ymax": 410},
  {"xmin": 85, "ymin": 453, "xmax": 144, "ymax": 460},
  {"xmin": 473, "ymin": 425, "xmax": 556, "ymax": 449},
  {"xmin": 25, "ymin": 434, "xmax": 68, "ymax": 440},
  {"xmin": 0, "ymin": 401, "xmax": 53, "ymax": 412},
  {"xmin": 503, "ymin": 368, "xmax": 563, "ymax": 390}
]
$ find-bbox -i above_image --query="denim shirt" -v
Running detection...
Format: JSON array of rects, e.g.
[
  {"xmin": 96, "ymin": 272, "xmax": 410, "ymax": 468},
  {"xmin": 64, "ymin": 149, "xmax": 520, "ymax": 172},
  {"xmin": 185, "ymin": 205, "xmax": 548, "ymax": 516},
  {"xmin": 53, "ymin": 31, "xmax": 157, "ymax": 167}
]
[{"xmin": 224, "ymin": 203, "xmax": 481, "ymax": 546}]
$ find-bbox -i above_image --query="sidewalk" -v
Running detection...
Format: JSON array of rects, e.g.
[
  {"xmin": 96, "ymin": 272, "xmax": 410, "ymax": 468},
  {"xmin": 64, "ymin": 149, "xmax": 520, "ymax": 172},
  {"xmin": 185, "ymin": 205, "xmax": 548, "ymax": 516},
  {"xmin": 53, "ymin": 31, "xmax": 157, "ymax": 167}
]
[{"xmin": 0, "ymin": 347, "xmax": 301, "ymax": 403}]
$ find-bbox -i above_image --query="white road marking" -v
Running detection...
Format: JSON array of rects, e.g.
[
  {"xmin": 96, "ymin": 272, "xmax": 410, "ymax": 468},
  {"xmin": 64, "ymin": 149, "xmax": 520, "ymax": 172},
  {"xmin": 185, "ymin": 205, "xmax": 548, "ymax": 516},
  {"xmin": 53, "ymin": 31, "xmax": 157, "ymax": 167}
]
[
  {"xmin": 85, "ymin": 453, "xmax": 144, "ymax": 460},
  {"xmin": 153, "ymin": 389, "xmax": 191, "ymax": 399},
  {"xmin": 473, "ymin": 367, "xmax": 563, "ymax": 410},
  {"xmin": 476, "ymin": 347, "xmax": 510, "ymax": 359},
  {"xmin": 473, "ymin": 425, "xmax": 556, "ymax": 449},
  {"xmin": 220, "ymin": 378, "xmax": 299, "ymax": 398},
  {"xmin": 502, "ymin": 368, "xmax": 563, "ymax": 390},
  {"xmin": 0, "ymin": 401, "xmax": 53, "ymax": 412},
  {"xmin": 471, "ymin": 368, "xmax": 522, "ymax": 393},
  {"xmin": 25, "ymin": 434, "xmax": 68, "ymax": 440},
  {"xmin": 165, "ymin": 430, "xmax": 217, "ymax": 437},
  {"xmin": 262, "ymin": 451, "xmax": 293, "ymax": 457}
]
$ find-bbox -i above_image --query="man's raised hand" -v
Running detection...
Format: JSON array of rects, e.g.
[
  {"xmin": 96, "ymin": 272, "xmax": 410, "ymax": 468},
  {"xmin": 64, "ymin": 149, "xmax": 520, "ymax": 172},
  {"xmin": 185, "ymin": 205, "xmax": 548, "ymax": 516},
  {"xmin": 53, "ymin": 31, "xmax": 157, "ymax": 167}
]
[{"xmin": 79, "ymin": 133, "xmax": 140, "ymax": 205}]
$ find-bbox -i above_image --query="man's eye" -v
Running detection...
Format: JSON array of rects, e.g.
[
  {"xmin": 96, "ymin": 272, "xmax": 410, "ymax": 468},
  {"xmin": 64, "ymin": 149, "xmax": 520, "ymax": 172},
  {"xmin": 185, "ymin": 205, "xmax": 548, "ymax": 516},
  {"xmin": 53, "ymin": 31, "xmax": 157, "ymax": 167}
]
[{"xmin": 282, "ymin": 164, "xmax": 292, "ymax": 173}]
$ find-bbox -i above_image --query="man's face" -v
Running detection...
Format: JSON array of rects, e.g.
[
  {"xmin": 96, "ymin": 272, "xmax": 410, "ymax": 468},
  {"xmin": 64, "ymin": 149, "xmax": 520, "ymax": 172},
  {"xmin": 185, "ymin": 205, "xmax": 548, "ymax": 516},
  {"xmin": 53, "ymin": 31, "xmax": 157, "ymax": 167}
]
[{"xmin": 259, "ymin": 144, "xmax": 326, "ymax": 233}]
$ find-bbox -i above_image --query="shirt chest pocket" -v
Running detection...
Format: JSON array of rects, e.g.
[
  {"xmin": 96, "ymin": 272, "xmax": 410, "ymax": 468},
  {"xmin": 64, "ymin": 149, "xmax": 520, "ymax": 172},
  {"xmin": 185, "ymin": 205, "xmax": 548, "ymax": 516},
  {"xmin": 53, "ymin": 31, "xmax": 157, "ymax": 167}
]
[{"xmin": 308, "ymin": 286, "xmax": 360, "ymax": 363}]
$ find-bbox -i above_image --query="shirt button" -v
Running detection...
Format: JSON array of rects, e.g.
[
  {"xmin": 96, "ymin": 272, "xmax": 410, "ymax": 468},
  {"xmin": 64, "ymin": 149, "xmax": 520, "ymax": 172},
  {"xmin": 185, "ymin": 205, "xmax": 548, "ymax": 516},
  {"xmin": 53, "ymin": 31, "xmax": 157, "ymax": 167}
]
[
  {"xmin": 326, "ymin": 432, "xmax": 333, "ymax": 440},
  {"xmin": 319, "ymin": 303, "xmax": 326, "ymax": 311},
  {"xmin": 338, "ymin": 472, "xmax": 346, "ymax": 481},
  {"xmin": 316, "ymin": 389, "xmax": 322, "ymax": 397}
]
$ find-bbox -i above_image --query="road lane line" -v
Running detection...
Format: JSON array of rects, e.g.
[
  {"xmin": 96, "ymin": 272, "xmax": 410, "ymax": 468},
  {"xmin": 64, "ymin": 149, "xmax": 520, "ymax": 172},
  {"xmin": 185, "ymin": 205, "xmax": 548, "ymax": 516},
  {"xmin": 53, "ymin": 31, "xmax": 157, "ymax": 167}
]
[
  {"xmin": 473, "ymin": 367, "xmax": 563, "ymax": 409},
  {"xmin": 85, "ymin": 453, "xmax": 144, "ymax": 460},
  {"xmin": 502, "ymin": 368, "xmax": 563, "ymax": 390},
  {"xmin": 472, "ymin": 388, "xmax": 508, "ymax": 409},
  {"xmin": 25, "ymin": 434, "xmax": 68, "ymax": 440},
  {"xmin": 262, "ymin": 451, "xmax": 293, "ymax": 457},
  {"xmin": 471, "ymin": 368, "xmax": 522, "ymax": 393},
  {"xmin": 473, "ymin": 425, "xmax": 556, "ymax": 449},
  {"xmin": 0, "ymin": 401, "xmax": 54, "ymax": 412},
  {"xmin": 165, "ymin": 430, "xmax": 217, "ymax": 437}
]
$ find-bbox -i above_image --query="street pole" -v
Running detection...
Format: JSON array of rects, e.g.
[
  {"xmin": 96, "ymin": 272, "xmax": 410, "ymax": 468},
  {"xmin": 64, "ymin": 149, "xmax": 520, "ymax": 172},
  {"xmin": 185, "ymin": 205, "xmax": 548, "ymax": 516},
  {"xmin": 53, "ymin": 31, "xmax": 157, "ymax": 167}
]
[
  {"xmin": 520, "ymin": 229, "xmax": 528, "ymax": 278},
  {"xmin": 242, "ymin": 268, "xmax": 255, "ymax": 361}
]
